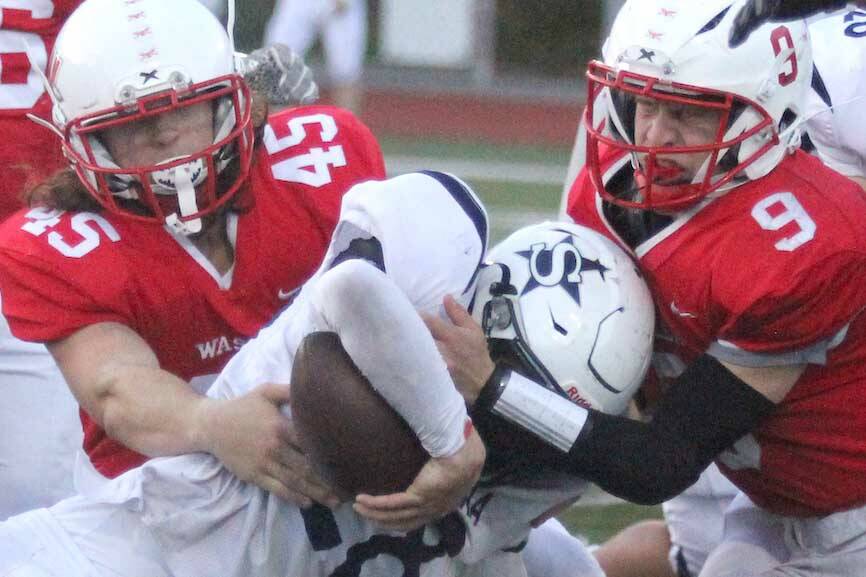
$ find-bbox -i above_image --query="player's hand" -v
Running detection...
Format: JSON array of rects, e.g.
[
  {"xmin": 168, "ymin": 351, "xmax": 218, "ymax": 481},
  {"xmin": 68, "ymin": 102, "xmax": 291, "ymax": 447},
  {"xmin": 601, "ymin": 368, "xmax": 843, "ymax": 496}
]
[
  {"xmin": 194, "ymin": 383, "xmax": 340, "ymax": 509},
  {"xmin": 353, "ymin": 425, "xmax": 485, "ymax": 531},
  {"xmin": 729, "ymin": 0, "xmax": 851, "ymax": 47},
  {"xmin": 423, "ymin": 294, "xmax": 496, "ymax": 405},
  {"xmin": 236, "ymin": 44, "xmax": 319, "ymax": 106}
]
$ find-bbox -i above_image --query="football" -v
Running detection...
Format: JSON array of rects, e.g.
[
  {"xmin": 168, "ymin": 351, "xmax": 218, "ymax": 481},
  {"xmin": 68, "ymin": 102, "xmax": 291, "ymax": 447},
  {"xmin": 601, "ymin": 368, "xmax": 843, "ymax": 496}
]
[{"xmin": 290, "ymin": 331, "xmax": 429, "ymax": 498}]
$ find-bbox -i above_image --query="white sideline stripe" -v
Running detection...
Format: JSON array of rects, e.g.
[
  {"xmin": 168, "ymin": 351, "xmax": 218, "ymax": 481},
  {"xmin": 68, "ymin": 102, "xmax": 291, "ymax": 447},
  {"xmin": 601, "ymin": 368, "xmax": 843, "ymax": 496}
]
[{"xmin": 386, "ymin": 155, "xmax": 567, "ymax": 186}]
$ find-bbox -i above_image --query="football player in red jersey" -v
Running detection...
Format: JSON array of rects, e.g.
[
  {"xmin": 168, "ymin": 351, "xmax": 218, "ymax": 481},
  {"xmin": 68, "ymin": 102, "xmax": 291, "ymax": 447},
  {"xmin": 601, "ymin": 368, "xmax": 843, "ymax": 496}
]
[
  {"xmin": 396, "ymin": 1, "xmax": 866, "ymax": 575},
  {"xmin": 0, "ymin": 0, "xmax": 390, "ymax": 510},
  {"xmin": 0, "ymin": 0, "xmax": 79, "ymax": 212}
]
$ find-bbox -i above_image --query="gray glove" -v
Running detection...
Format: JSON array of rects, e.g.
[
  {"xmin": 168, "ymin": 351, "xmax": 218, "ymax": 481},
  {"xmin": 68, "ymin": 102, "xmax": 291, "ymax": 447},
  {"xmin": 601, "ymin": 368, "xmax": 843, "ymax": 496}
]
[{"xmin": 236, "ymin": 44, "xmax": 319, "ymax": 106}]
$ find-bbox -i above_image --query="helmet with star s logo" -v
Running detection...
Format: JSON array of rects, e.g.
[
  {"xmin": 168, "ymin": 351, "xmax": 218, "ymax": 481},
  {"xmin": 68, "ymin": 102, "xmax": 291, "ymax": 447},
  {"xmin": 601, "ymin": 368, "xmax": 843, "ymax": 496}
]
[{"xmin": 472, "ymin": 221, "xmax": 655, "ymax": 416}]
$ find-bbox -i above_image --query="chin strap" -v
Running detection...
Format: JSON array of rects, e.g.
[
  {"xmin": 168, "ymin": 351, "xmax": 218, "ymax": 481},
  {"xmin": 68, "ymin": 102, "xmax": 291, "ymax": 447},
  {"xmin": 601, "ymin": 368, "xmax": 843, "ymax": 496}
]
[{"xmin": 156, "ymin": 159, "xmax": 205, "ymax": 235}]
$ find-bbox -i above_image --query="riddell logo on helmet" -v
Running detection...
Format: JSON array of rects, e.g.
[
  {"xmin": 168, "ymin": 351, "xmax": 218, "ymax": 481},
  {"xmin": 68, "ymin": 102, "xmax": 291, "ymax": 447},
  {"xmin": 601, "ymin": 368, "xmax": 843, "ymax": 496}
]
[{"xmin": 565, "ymin": 386, "xmax": 593, "ymax": 409}]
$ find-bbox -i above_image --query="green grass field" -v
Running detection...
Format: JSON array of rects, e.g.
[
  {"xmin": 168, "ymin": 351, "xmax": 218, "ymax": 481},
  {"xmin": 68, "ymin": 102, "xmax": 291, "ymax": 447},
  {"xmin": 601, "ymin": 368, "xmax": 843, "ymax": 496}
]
[
  {"xmin": 381, "ymin": 136, "xmax": 569, "ymax": 242},
  {"xmin": 380, "ymin": 135, "xmax": 665, "ymax": 544},
  {"xmin": 559, "ymin": 502, "xmax": 664, "ymax": 545}
]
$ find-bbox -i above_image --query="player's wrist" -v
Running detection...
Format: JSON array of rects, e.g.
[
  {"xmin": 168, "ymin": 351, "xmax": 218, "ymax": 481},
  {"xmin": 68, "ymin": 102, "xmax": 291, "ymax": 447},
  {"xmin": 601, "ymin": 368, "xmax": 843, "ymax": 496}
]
[
  {"xmin": 187, "ymin": 396, "xmax": 223, "ymax": 454},
  {"xmin": 473, "ymin": 364, "xmax": 511, "ymax": 411},
  {"xmin": 488, "ymin": 371, "xmax": 590, "ymax": 453}
]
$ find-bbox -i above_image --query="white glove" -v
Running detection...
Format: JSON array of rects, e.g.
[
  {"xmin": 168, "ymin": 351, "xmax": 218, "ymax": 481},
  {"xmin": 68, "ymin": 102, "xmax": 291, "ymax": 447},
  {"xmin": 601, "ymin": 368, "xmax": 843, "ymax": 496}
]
[{"xmin": 235, "ymin": 44, "xmax": 319, "ymax": 106}]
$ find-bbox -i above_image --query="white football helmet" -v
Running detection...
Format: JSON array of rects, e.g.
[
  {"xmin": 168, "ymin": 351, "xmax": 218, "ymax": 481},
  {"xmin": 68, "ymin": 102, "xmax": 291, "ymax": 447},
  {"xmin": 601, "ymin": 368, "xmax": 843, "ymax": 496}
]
[
  {"xmin": 585, "ymin": 0, "xmax": 812, "ymax": 210},
  {"xmin": 472, "ymin": 222, "xmax": 655, "ymax": 417},
  {"xmin": 43, "ymin": 0, "xmax": 253, "ymax": 234}
]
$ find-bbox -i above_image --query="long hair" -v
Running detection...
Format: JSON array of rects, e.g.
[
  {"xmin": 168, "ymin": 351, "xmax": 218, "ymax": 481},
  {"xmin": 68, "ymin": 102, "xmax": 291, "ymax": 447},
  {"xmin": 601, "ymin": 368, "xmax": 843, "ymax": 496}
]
[{"xmin": 26, "ymin": 91, "xmax": 270, "ymax": 214}]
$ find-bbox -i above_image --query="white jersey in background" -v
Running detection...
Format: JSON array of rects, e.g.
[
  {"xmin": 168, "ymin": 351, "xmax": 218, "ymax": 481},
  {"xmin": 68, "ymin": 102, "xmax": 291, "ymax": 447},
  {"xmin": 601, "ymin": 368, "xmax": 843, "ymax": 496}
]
[
  {"xmin": 806, "ymin": 10, "xmax": 866, "ymax": 182},
  {"xmin": 264, "ymin": 0, "xmax": 367, "ymax": 85},
  {"xmin": 0, "ymin": 172, "xmax": 585, "ymax": 577},
  {"xmin": 0, "ymin": 295, "xmax": 81, "ymax": 520}
]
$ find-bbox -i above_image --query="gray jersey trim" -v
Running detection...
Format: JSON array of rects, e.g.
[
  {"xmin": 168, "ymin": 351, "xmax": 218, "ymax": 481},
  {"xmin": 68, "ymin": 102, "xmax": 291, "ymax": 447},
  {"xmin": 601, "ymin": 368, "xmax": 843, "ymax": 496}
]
[{"xmin": 707, "ymin": 325, "xmax": 850, "ymax": 367}]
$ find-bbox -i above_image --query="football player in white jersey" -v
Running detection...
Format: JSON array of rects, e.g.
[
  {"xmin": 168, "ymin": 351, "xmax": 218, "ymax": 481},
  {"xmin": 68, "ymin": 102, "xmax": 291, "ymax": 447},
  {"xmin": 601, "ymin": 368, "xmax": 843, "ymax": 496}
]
[
  {"xmin": 0, "ymin": 171, "xmax": 654, "ymax": 577},
  {"xmin": 728, "ymin": 0, "xmax": 866, "ymax": 46},
  {"xmin": 804, "ymin": 9, "xmax": 866, "ymax": 190}
]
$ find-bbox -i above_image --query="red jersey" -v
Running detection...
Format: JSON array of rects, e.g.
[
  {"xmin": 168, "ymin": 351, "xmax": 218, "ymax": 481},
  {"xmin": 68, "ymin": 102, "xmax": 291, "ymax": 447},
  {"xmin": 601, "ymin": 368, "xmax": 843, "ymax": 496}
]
[
  {"xmin": 0, "ymin": 105, "xmax": 385, "ymax": 477},
  {"xmin": 0, "ymin": 0, "xmax": 83, "ymax": 217},
  {"xmin": 568, "ymin": 147, "xmax": 866, "ymax": 516}
]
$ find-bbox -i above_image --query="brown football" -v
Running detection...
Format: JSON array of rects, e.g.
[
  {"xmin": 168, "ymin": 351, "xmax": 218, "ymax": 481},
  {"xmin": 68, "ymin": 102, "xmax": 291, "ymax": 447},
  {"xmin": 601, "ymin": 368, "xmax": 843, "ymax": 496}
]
[{"xmin": 290, "ymin": 331, "xmax": 429, "ymax": 498}]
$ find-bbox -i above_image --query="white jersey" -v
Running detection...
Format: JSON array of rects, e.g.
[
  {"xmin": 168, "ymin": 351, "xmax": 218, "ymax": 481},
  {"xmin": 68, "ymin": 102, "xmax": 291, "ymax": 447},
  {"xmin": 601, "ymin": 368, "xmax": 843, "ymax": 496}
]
[
  {"xmin": 264, "ymin": 0, "xmax": 367, "ymax": 84},
  {"xmin": 1, "ymin": 171, "xmax": 584, "ymax": 577},
  {"xmin": 805, "ymin": 10, "xmax": 866, "ymax": 178},
  {"xmin": 0, "ymin": 294, "xmax": 81, "ymax": 519},
  {"xmin": 210, "ymin": 169, "xmax": 489, "ymax": 403}
]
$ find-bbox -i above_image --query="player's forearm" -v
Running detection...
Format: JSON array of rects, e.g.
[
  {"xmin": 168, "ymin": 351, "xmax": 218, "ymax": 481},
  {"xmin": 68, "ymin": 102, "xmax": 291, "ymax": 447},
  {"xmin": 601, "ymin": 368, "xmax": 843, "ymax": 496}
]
[
  {"xmin": 89, "ymin": 363, "xmax": 213, "ymax": 457},
  {"xmin": 474, "ymin": 356, "xmax": 775, "ymax": 504},
  {"xmin": 48, "ymin": 323, "xmax": 213, "ymax": 457}
]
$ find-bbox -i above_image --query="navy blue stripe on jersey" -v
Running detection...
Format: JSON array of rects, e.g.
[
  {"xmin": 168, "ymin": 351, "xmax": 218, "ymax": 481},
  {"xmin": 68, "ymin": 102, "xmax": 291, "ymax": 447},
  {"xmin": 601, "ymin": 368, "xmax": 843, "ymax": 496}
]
[
  {"xmin": 330, "ymin": 237, "xmax": 386, "ymax": 272},
  {"xmin": 300, "ymin": 503, "xmax": 342, "ymax": 551},
  {"xmin": 420, "ymin": 170, "xmax": 488, "ymax": 293},
  {"xmin": 811, "ymin": 64, "xmax": 833, "ymax": 109}
]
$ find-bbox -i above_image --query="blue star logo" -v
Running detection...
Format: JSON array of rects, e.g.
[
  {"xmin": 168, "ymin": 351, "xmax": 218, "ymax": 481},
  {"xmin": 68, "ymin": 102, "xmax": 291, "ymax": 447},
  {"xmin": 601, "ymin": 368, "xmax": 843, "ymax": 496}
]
[{"xmin": 515, "ymin": 229, "xmax": 609, "ymax": 306}]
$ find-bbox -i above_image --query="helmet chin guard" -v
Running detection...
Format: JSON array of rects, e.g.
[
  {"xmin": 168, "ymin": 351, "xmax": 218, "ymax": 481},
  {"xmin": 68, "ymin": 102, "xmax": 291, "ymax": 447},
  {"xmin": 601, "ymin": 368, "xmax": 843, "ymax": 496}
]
[{"xmin": 154, "ymin": 157, "xmax": 208, "ymax": 235}]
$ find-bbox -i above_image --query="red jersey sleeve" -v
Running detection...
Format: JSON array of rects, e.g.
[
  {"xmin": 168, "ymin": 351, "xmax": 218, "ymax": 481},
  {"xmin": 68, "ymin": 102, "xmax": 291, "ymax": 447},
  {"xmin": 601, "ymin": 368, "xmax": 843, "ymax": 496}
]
[
  {"xmin": 262, "ymin": 105, "xmax": 385, "ymax": 186},
  {"xmin": 712, "ymin": 249, "xmax": 866, "ymax": 357},
  {"xmin": 708, "ymin": 161, "xmax": 866, "ymax": 360},
  {"xmin": 0, "ymin": 208, "xmax": 133, "ymax": 343}
]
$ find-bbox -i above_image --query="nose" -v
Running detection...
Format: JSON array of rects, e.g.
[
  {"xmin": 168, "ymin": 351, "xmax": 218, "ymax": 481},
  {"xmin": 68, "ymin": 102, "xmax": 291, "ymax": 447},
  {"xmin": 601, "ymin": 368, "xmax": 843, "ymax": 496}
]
[
  {"xmin": 151, "ymin": 116, "xmax": 181, "ymax": 149},
  {"xmin": 641, "ymin": 107, "xmax": 680, "ymax": 148}
]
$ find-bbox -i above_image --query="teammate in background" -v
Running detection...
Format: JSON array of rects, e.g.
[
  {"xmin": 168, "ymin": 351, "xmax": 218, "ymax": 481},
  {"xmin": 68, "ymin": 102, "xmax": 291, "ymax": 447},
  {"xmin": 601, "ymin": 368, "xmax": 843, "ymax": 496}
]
[
  {"xmin": 0, "ymin": 0, "xmax": 86, "ymax": 520},
  {"xmin": 729, "ymin": 0, "xmax": 866, "ymax": 46},
  {"xmin": 264, "ymin": 0, "xmax": 367, "ymax": 114},
  {"xmin": 0, "ymin": 0, "xmax": 386, "ymax": 511},
  {"xmin": 0, "ymin": 172, "xmax": 655, "ymax": 577},
  {"xmin": 803, "ymin": 9, "xmax": 866, "ymax": 190},
  {"xmin": 413, "ymin": 2, "xmax": 866, "ymax": 576}
]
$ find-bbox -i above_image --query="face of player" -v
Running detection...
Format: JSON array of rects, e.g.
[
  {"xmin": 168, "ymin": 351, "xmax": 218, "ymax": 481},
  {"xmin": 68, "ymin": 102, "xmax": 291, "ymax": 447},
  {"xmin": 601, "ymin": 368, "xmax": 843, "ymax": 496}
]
[
  {"xmin": 99, "ymin": 101, "xmax": 215, "ymax": 168},
  {"xmin": 632, "ymin": 97, "xmax": 724, "ymax": 184}
]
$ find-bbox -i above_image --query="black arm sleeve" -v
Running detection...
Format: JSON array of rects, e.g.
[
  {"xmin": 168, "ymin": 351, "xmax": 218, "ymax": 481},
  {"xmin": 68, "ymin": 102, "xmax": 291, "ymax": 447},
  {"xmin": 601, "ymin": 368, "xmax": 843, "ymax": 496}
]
[{"xmin": 473, "ymin": 355, "xmax": 775, "ymax": 505}]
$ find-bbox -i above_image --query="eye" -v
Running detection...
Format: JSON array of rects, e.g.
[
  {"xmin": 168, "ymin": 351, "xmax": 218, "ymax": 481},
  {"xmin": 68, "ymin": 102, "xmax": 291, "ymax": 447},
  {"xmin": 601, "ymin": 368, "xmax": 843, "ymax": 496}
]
[{"xmin": 635, "ymin": 98, "xmax": 658, "ymax": 115}]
